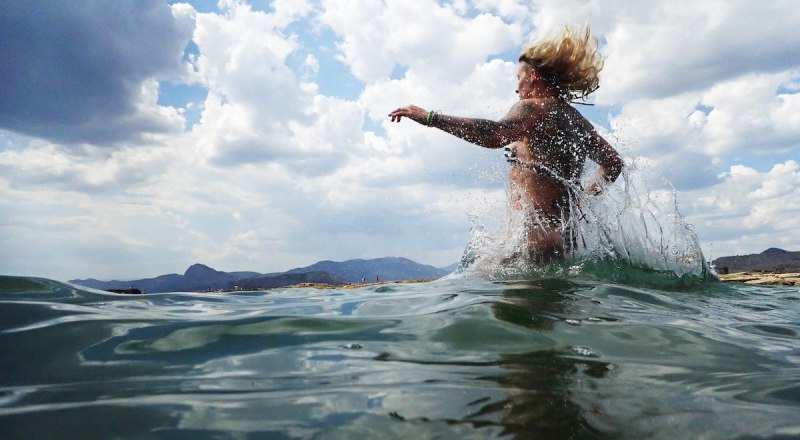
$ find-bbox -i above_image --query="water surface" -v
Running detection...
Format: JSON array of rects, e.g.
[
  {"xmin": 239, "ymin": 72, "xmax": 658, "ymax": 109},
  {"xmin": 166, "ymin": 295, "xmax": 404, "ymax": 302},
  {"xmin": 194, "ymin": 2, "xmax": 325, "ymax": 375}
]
[{"xmin": 1, "ymin": 273, "xmax": 798, "ymax": 439}]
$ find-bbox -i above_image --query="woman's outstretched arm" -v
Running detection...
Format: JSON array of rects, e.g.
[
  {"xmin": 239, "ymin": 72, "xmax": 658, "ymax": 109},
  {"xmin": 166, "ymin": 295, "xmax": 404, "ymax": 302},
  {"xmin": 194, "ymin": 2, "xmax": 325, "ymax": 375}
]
[{"xmin": 388, "ymin": 100, "xmax": 540, "ymax": 149}]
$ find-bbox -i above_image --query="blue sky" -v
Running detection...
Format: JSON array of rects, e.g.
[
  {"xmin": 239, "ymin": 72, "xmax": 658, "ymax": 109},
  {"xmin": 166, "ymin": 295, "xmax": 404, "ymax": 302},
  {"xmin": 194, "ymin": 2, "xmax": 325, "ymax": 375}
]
[{"xmin": 1, "ymin": 0, "xmax": 799, "ymax": 280}]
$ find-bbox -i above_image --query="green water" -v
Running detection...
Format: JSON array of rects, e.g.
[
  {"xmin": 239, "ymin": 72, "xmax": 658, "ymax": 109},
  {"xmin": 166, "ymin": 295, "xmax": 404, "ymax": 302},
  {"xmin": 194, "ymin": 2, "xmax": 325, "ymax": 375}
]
[{"xmin": 1, "ymin": 272, "xmax": 797, "ymax": 439}]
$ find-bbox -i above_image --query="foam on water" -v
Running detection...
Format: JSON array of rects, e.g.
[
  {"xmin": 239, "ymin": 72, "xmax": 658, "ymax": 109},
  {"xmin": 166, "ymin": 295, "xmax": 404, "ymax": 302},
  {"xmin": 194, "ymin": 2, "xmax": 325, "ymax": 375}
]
[{"xmin": 457, "ymin": 160, "xmax": 716, "ymax": 286}]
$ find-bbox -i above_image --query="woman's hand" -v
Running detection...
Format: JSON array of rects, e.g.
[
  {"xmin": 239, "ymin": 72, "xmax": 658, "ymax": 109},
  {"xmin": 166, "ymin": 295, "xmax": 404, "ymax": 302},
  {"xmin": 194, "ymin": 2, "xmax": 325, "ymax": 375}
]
[
  {"xmin": 504, "ymin": 146, "xmax": 521, "ymax": 166},
  {"xmin": 388, "ymin": 105, "xmax": 428, "ymax": 124},
  {"xmin": 585, "ymin": 180, "xmax": 605, "ymax": 196}
]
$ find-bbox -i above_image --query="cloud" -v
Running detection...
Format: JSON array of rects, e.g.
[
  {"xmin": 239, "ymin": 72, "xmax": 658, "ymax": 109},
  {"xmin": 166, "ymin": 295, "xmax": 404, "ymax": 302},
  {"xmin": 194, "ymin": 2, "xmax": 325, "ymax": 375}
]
[
  {"xmin": 0, "ymin": 140, "xmax": 177, "ymax": 195},
  {"xmin": 319, "ymin": 0, "xmax": 525, "ymax": 83},
  {"xmin": 699, "ymin": 73, "xmax": 800, "ymax": 155},
  {"xmin": 2, "ymin": 0, "xmax": 800, "ymax": 280},
  {"xmin": 596, "ymin": 0, "xmax": 800, "ymax": 103},
  {"xmin": 0, "ymin": 0, "xmax": 195, "ymax": 145},
  {"xmin": 686, "ymin": 160, "xmax": 800, "ymax": 257},
  {"xmin": 189, "ymin": 1, "xmax": 323, "ymax": 166},
  {"xmin": 607, "ymin": 70, "xmax": 800, "ymax": 190}
]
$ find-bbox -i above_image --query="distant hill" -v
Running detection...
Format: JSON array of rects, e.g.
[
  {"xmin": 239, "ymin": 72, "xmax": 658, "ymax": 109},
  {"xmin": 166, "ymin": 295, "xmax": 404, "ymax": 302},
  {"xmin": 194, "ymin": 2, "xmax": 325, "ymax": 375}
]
[
  {"xmin": 284, "ymin": 257, "xmax": 450, "ymax": 283},
  {"xmin": 70, "ymin": 264, "xmax": 258, "ymax": 293},
  {"xmin": 70, "ymin": 257, "xmax": 454, "ymax": 293},
  {"xmin": 712, "ymin": 248, "xmax": 800, "ymax": 273}
]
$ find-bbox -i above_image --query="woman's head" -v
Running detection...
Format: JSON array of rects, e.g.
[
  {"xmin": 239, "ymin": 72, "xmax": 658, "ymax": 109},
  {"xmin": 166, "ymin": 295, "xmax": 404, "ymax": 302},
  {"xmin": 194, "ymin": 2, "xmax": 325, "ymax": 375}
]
[{"xmin": 518, "ymin": 24, "xmax": 604, "ymax": 101}]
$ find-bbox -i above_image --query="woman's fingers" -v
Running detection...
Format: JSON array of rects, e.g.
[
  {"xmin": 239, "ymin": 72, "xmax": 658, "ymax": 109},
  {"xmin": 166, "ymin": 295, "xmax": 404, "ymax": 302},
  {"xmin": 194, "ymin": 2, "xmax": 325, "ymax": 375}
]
[
  {"xmin": 388, "ymin": 105, "xmax": 425, "ymax": 123},
  {"xmin": 389, "ymin": 107, "xmax": 409, "ymax": 122},
  {"xmin": 389, "ymin": 109, "xmax": 403, "ymax": 122}
]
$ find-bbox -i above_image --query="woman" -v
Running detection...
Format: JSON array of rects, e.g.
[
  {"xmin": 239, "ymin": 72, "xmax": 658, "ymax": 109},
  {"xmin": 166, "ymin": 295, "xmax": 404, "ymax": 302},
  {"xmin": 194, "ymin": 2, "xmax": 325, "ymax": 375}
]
[{"xmin": 389, "ymin": 24, "xmax": 623, "ymax": 262}]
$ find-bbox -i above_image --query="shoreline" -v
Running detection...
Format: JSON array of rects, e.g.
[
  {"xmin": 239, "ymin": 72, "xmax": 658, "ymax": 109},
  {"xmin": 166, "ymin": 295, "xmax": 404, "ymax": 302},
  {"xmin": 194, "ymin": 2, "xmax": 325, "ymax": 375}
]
[
  {"xmin": 253, "ymin": 273, "xmax": 800, "ymax": 290},
  {"xmin": 718, "ymin": 271, "xmax": 800, "ymax": 286},
  {"xmin": 84, "ymin": 273, "xmax": 799, "ymax": 294},
  {"xmin": 288, "ymin": 273, "xmax": 800, "ymax": 289},
  {"xmin": 282, "ymin": 278, "xmax": 436, "ymax": 290}
]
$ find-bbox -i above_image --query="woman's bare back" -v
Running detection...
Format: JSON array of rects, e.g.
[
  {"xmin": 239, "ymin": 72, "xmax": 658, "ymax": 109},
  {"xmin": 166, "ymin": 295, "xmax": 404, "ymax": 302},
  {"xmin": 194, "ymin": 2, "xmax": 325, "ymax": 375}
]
[{"xmin": 507, "ymin": 98, "xmax": 592, "ymax": 221}]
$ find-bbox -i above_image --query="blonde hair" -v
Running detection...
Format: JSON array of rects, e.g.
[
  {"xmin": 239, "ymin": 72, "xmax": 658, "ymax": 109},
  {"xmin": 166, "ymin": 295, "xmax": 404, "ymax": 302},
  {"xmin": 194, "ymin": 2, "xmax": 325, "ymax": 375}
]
[{"xmin": 519, "ymin": 24, "xmax": 603, "ymax": 101}]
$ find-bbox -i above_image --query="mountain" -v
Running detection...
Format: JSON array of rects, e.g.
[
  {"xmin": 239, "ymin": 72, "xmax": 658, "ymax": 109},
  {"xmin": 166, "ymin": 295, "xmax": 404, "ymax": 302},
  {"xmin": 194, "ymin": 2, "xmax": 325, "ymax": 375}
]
[
  {"xmin": 70, "ymin": 273, "xmax": 185, "ymax": 293},
  {"xmin": 712, "ymin": 248, "xmax": 800, "ymax": 273},
  {"xmin": 181, "ymin": 264, "xmax": 250, "ymax": 291},
  {"xmin": 69, "ymin": 257, "xmax": 454, "ymax": 293},
  {"xmin": 283, "ymin": 257, "xmax": 450, "ymax": 283},
  {"xmin": 70, "ymin": 264, "xmax": 260, "ymax": 293}
]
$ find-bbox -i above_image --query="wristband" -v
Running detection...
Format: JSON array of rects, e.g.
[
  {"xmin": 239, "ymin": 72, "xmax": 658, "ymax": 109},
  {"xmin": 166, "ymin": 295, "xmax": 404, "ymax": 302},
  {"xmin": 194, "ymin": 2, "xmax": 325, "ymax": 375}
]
[{"xmin": 425, "ymin": 110, "xmax": 434, "ymax": 125}]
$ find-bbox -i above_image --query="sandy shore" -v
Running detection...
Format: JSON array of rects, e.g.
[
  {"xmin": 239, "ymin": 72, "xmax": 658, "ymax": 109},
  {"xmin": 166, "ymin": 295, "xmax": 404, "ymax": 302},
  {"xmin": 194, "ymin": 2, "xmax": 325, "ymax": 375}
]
[
  {"xmin": 718, "ymin": 272, "xmax": 800, "ymax": 286},
  {"xmin": 283, "ymin": 278, "xmax": 436, "ymax": 289},
  {"xmin": 290, "ymin": 274, "xmax": 800, "ymax": 288},
  {"xmin": 282, "ymin": 274, "xmax": 800, "ymax": 289}
]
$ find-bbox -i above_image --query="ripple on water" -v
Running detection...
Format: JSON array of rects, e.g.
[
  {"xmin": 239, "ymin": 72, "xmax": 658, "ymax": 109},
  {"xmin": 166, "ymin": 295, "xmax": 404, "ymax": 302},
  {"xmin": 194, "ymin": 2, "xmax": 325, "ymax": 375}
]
[
  {"xmin": 1, "ymin": 276, "xmax": 799, "ymax": 439},
  {"xmin": 737, "ymin": 323, "xmax": 798, "ymax": 339}
]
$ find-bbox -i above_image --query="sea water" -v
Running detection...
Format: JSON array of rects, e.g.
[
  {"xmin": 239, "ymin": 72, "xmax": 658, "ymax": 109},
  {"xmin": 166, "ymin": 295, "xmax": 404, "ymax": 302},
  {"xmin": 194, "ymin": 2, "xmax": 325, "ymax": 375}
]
[
  {"xmin": 1, "ymin": 273, "xmax": 798, "ymax": 439},
  {"xmin": 2, "ymin": 170, "xmax": 799, "ymax": 439}
]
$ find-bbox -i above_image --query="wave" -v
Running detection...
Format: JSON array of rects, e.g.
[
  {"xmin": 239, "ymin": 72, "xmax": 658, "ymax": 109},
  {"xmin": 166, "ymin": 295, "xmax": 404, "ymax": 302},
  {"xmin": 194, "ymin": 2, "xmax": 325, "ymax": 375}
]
[{"xmin": 457, "ymin": 161, "xmax": 718, "ymax": 289}]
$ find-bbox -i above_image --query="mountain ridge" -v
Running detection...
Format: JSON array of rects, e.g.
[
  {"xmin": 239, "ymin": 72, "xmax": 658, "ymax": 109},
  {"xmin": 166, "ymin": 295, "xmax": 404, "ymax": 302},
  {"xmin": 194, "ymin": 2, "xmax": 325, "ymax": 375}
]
[
  {"xmin": 69, "ymin": 257, "xmax": 453, "ymax": 293},
  {"xmin": 712, "ymin": 248, "xmax": 800, "ymax": 273}
]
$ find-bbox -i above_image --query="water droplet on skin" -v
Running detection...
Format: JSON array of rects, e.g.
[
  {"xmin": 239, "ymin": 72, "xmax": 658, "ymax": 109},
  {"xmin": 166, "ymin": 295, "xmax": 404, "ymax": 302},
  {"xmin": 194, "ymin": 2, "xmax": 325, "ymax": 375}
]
[{"xmin": 456, "ymin": 121, "xmax": 711, "ymax": 282}]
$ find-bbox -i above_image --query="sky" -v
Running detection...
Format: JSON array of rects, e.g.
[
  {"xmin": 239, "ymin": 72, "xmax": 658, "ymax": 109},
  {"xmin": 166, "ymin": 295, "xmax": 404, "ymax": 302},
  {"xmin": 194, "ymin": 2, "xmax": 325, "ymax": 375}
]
[{"xmin": 1, "ymin": 0, "xmax": 799, "ymax": 281}]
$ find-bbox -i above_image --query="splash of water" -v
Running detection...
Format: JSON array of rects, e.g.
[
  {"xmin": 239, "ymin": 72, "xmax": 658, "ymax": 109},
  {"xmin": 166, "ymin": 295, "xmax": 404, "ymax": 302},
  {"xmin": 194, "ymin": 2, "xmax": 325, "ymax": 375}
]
[{"xmin": 457, "ymin": 160, "xmax": 717, "ymax": 286}]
